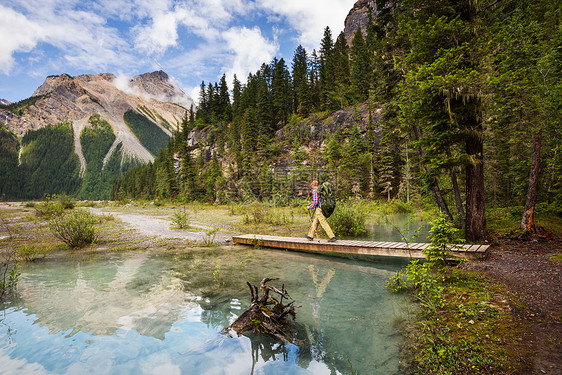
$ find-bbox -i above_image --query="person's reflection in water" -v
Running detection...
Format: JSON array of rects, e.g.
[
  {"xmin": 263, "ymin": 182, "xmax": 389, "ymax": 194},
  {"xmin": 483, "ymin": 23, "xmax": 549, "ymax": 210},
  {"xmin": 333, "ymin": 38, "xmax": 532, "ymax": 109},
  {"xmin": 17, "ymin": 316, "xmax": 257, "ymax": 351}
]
[{"xmin": 308, "ymin": 265, "xmax": 335, "ymax": 323}]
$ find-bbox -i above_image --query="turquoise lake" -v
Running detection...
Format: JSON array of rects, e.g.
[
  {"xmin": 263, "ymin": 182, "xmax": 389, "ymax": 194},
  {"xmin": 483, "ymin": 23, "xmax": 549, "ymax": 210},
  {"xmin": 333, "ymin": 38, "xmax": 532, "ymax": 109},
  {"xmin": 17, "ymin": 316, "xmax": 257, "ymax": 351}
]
[{"xmin": 0, "ymin": 247, "xmax": 409, "ymax": 374}]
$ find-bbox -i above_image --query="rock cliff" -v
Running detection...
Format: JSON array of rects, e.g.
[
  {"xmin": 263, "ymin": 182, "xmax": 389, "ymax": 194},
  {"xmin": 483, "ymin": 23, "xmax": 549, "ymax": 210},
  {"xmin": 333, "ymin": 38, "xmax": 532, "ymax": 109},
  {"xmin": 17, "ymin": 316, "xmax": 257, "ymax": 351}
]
[{"xmin": 343, "ymin": 0, "xmax": 395, "ymax": 45}]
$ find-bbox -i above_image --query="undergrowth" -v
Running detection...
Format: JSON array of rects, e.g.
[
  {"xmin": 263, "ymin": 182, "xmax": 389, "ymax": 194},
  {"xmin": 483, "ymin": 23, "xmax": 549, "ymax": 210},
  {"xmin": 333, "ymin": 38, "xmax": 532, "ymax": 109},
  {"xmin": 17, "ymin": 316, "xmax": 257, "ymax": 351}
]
[{"xmin": 388, "ymin": 216, "xmax": 531, "ymax": 374}]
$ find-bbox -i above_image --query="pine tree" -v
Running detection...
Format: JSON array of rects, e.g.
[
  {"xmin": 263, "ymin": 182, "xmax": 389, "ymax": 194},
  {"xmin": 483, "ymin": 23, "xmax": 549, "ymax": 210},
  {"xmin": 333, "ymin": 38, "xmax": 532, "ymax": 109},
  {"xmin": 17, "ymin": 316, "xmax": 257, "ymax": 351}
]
[
  {"xmin": 350, "ymin": 28, "xmax": 371, "ymax": 102},
  {"xmin": 271, "ymin": 58, "xmax": 291, "ymax": 127},
  {"xmin": 292, "ymin": 45, "xmax": 312, "ymax": 116},
  {"xmin": 319, "ymin": 26, "xmax": 335, "ymax": 109},
  {"xmin": 218, "ymin": 74, "xmax": 232, "ymax": 121},
  {"xmin": 332, "ymin": 32, "xmax": 351, "ymax": 109}
]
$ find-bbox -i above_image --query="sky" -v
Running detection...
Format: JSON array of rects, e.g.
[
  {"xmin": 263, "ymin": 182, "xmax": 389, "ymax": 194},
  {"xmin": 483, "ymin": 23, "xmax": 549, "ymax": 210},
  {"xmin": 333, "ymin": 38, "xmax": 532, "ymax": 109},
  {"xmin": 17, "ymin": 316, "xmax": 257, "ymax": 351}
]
[{"xmin": 0, "ymin": 0, "xmax": 357, "ymax": 104}]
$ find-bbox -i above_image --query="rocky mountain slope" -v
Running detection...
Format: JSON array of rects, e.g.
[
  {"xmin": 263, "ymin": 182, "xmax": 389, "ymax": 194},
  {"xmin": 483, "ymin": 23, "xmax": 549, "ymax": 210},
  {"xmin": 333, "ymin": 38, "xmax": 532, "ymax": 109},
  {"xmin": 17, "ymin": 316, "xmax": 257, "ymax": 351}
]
[
  {"xmin": 1, "ymin": 71, "xmax": 193, "ymax": 170},
  {"xmin": 344, "ymin": 0, "xmax": 395, "ymax": 44},
  {"xmin": 0, "ymin": 71, "xmax": 194, "ymax": 199}
]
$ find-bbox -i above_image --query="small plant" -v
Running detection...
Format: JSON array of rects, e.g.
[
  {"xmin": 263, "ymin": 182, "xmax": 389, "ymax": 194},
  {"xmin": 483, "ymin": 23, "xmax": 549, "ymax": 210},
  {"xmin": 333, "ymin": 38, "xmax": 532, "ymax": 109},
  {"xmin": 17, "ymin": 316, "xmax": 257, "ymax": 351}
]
[
  {"xmin": 425, "ymin": 215, "xmax": 463, "ymax": 266},
  {"xmin": 49, "ymin": 209, "xmax": 98, "ymax": 248},
  {"xmin": 1, "ymin": 248, "xmax": 20, "ymax": 300},
  {"xmin": 170, "ymin": 207, "xmax": 190, "ymax": 229},
  {"xmin": 56, "ymin": 193, "xmax": 76, "ymax": 209},
  {"xmin": 17, "ymin": 245, "xmax": 51, "ymax": 262},
  {"xmin": 1, "ymin": 215, "xmax": 21, "ymax": 239},
  {"xmin": 202, "ymin": 228, "xmax": 219, "ymax": 247},
  {"xmin": 212, "ymin": 264, "xmax": 221, "ymax": 285},
  {"xmin": 35, "ymin": 195, "xmax": 64, "ymax": 218}
]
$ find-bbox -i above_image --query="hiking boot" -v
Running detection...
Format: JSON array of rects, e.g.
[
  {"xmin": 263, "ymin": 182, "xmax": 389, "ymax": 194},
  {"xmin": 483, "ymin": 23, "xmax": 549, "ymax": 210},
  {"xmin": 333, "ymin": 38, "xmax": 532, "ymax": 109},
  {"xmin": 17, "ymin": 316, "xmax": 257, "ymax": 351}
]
[
  {"xmin": 305, "ymin": 235, "xmax": 314, "ymax": 241},
  {"xmin": 328, "ymin": 237, "xmax": 337, "ymax": 243}
]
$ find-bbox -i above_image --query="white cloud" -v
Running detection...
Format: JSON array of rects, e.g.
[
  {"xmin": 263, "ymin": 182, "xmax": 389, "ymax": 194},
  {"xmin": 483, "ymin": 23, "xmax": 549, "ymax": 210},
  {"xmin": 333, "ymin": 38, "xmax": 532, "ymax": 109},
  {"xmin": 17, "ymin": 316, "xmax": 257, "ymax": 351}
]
[
  {"xmin": 259, "ymin": 0, "xmax": 356, "ymax": 50},
  {"xmin": 0, "ymin": 2, "xmax": 135, "ymax": 75},
  {"xmin": 134, "ymin": 10, "xmax": 182, "ymax": 54},
  {"xmin": 112, "ymin": 73, "xmax": 194, "ymax": 108},
  {"xmin": 222, "ymin": 26, "xmax": 278, "ymax": 84},
  {"xmin": 0, "ymin": 6, "xmax": 42, "ymax": 74}
]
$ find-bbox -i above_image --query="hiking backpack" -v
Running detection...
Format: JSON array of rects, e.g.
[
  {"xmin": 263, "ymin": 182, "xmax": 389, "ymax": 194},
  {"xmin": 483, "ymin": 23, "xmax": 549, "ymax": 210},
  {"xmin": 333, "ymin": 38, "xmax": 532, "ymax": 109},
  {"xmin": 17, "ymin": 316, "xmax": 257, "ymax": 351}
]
[{"xmin": 319, "ymin": 182, "xmax": 336, "ymax": 218}]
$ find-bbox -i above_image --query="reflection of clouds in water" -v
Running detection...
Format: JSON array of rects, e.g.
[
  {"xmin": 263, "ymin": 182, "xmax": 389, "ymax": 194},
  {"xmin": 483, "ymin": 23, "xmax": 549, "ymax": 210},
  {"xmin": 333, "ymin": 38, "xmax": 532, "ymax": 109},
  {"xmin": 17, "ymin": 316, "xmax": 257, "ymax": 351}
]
[
  {"xmin": 140, "ymin": 352, "xmax": 181, "ymax": 375},
  {"xmin": 3, "ymin": 250, "xmax": 408, "ymax": 374},
  {"xmin": 0, "ymin": 347, "xmax": 48, "ymax": 375}
]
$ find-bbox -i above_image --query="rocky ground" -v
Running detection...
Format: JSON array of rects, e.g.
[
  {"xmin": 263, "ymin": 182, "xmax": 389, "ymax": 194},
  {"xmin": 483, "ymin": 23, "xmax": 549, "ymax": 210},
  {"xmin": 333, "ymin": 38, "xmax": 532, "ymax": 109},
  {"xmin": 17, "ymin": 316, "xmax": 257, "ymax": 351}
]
[{"xmin": 466, "ymin": 239, "xmax": 562, "ymax": 375}]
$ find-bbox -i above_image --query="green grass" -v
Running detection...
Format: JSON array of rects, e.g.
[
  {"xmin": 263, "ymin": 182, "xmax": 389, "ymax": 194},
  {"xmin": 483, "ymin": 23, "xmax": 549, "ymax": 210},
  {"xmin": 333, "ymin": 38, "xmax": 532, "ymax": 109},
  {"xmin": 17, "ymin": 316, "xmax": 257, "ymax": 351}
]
[
  {"xmin": 487, "ymin": 206, "xmax": 562, "ymax": 238},
  {"xmin": 399, "ymin": 268, "xmax": 532, "ymax": 374}
]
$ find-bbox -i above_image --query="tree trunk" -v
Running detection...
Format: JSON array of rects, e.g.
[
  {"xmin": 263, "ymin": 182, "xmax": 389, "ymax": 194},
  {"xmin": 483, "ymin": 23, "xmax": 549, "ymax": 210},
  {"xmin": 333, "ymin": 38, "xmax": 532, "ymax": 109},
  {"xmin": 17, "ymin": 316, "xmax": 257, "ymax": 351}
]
[
  {"xmin": 446, "ymin": 150, "xmax": 465, "ymax": 229},
  {"xmin": 412, "ymin": 123, "xmax": 454, "ymax": 221},
  {"xmin": 465, "ymin": 131, "xmax": 487, "ymax": 242},
  {"xmin": 451, "ymin": 168, "xmax": 465, "ymax": 229},
  {"xmin": 520, "ymin": 131, "xmax": 542, "ymax": 233}
]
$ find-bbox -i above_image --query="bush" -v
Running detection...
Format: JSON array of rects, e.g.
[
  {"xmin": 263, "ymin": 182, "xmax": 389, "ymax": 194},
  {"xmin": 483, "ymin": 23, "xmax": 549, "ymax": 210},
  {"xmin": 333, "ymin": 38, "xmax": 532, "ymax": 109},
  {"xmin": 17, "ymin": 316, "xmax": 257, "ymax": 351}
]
[
  {"xmin": 17, "ymin": 245, "xmax": 51, "ymax": 262},
  {"xmin": 170, "ymin": 207, "xmax": 190, "ymax": 229},
  {"xmin": 35, "ymin": 195, "xmax": 64, "ymax": 218},
  {"xmin": 49, "ymin": 209, "xmax": 98, "ymax": 248},
  {"xmin": 327, "ymin": 200, "xmax": 367, "ymax": 236},
  {"xmin": 35, "ymin": 194, "xmax": 75, "ymax": 218},
  {"xmin": 242, "ymin": 202, "xmax": 294, "ymax": 225},
  {"xmin": 56, "ymin": 193, "xmax": 76, "ymax": 209}
]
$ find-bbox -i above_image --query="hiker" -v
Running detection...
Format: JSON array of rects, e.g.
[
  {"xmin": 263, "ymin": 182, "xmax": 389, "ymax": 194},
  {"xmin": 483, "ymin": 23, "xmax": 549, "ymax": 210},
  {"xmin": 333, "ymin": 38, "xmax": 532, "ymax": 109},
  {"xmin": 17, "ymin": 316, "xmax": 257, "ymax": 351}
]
[{"xmin": 306, "ymin": 180, "xmax": 336, "ymax": 242}]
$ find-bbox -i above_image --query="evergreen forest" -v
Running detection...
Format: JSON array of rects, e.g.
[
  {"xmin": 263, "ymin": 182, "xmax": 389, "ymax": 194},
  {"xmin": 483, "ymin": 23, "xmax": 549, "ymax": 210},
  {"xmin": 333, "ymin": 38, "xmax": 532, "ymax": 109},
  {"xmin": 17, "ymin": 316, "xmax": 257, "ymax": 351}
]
[
  {"xmin": 112, "ymin": 0, "xmax": 561, "ymax": 242},
  {"xmin": 0, "ymin": 114, "xmax": 140, "ymax": 200}
]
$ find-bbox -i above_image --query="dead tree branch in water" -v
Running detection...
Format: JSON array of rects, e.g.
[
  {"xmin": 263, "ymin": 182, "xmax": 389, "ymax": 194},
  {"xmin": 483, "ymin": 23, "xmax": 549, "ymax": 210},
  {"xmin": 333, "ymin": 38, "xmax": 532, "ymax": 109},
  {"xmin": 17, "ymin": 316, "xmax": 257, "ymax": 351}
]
[{"xmin": 225, "ymin": 278, "xmax": 300, "ymax": 344}]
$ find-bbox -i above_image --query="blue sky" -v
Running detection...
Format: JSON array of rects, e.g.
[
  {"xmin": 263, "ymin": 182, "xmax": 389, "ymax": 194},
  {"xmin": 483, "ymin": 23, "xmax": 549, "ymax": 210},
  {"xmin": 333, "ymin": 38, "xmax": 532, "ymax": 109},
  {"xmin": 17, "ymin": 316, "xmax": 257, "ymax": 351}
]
[{"xmin": 0, "ymin": 0, "xmax": 356, "ymax": 104}]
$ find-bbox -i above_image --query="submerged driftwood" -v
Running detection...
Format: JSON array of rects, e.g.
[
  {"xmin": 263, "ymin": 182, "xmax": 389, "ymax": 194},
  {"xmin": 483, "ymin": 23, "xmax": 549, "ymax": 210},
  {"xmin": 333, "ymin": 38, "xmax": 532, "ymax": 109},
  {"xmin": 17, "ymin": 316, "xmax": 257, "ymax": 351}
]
[{"xmin": 226, "ymin": 277, "xmax": 300, "ymax": 344}]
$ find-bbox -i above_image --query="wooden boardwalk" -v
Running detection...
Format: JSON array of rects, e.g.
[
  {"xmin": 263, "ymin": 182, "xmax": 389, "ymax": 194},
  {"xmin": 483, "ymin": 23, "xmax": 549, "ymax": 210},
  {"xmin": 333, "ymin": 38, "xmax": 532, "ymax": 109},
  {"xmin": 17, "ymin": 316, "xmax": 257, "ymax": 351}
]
[{"xmin": 232, "ymin": 234, "xmax": 490, "ymax": 260}]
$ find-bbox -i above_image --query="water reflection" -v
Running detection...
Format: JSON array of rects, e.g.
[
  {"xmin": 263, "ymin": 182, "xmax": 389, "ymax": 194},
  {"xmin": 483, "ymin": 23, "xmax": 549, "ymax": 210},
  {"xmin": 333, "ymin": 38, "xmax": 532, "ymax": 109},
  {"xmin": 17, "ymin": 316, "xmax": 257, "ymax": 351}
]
[
  {"xmin": 1, "ymin": 248, "xmax": 408, "ymax": 374},
  {"xmin": 364, "ymin": 214, "xmax": 432, "ymax": 242}
]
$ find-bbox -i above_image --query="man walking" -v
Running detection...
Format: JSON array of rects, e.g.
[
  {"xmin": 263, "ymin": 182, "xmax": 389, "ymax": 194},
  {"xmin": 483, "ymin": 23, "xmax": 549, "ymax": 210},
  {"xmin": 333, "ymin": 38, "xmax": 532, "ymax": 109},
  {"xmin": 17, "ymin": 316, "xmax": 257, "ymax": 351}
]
[{"xmin": 306, "ymin": 180, "xmax": 336, "ymax": 242}]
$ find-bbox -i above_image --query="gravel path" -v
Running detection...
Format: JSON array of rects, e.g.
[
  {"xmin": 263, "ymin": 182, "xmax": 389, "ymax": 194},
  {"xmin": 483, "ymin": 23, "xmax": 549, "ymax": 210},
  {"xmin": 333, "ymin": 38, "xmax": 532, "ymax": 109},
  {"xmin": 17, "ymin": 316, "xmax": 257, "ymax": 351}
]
[{"xmin": 89, "ymin": 208, "xmax": 232, "ymax": 245}]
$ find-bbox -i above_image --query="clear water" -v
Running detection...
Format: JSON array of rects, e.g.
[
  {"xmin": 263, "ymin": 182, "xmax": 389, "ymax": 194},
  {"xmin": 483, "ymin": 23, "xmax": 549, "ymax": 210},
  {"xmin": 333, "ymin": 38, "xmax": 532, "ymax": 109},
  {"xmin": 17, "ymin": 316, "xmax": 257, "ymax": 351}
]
[
  {"xmin": 1, "ymin": 248, "xmax": 409, "ymax": 374},
  {"xmin": 363, "ymin": 214, "xmax": 432, "ymax": 243}
]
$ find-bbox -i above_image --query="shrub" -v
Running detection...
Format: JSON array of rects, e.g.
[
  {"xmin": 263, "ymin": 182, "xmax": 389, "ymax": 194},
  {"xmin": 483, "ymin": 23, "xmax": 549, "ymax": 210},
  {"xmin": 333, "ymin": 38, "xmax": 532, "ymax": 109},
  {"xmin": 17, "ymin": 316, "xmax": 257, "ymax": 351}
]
[
  {"xmin": 170, "ymin": 208, "xmax": 190, "ymax": 229},
  {"xmin": 17, "ymin": 245, "xmax": 51, "ymax": 262},
  {"xmin": 425, "ymin": 215, "xmax": 463, "ymax": 266},
  {"xmin": 35, "ymin": 195, "xmax": 64, "ymax": 218},
  {"xmin": 242, "ymin": 202, "xmax": 294, "ymax": 226},
  {"xmin": 327, "ymin": 200, "xmax": 367, "ymax": 236},
  {"xmin": 49, "ymin": 209, "xmax": 98, "ymax": 248},
  {"xmin": 56, "ymin": 193, "xmax": 75, "ymax": 209}
]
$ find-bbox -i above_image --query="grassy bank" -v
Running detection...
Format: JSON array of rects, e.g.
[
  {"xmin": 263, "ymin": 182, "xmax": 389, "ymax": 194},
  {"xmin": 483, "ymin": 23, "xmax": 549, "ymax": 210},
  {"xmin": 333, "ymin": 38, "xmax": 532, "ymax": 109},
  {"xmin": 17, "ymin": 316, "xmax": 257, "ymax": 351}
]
[{"xmin": 397, "ymin": 266, "xmax": 532, "ymax": 374}]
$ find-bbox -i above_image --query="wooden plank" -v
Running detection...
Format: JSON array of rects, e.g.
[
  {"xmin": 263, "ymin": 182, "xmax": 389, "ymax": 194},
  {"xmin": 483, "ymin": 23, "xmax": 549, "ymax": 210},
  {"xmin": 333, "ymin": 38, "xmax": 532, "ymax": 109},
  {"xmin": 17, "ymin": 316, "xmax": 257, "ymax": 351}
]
[
  {"xmin": 232, "ymin": 235, "xmax": 487, "ymax": 260},
  {"xmin": 467, "ymin": 244, "xmax": 481, "ymax": 252}
]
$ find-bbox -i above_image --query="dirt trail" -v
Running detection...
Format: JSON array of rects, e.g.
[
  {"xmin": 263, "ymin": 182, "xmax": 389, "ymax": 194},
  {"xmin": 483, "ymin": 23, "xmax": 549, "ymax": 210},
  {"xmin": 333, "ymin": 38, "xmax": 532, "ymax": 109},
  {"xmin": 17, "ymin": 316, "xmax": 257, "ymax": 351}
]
[
  {"xmin": 466, "ymin": 240, "xmax": 562, "ymax": 375},
  {"xmin": 89, "ymin": 208, "xmax": 232, "ymax": 245}
]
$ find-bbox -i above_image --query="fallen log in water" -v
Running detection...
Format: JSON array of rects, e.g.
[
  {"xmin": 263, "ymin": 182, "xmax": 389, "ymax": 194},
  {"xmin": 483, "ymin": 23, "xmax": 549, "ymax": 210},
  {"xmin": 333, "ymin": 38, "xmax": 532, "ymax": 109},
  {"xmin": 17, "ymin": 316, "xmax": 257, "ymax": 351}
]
[{"xmin": 226, "ymin": 277, "xmax": 300, "ymax": 344}]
